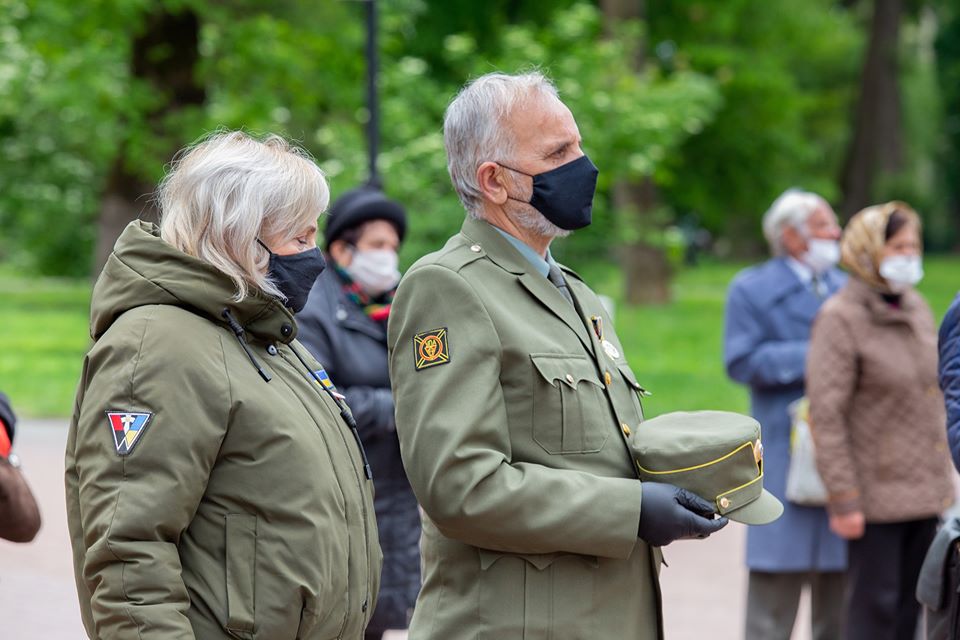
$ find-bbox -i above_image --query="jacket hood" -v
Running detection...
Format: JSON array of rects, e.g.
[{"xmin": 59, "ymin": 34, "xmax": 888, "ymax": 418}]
[{"xmin": 91, "ymin": 221, "xmax": 297, "ymax": 343}]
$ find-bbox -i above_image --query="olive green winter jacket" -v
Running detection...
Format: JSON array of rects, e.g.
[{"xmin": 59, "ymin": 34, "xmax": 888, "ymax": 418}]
[{"xmin": 65, "ymin": 221, "xmax": 381, "ymax": 639}]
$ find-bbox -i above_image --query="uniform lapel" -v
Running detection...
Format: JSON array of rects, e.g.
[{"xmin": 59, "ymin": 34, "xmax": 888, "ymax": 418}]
[
  {"xmin": 461, "ymin": 218, "xmax": 595, "ymax": 354},
  {"xmin": 769, "ymin": 258, "xmax": 821, "ymax": 325}
]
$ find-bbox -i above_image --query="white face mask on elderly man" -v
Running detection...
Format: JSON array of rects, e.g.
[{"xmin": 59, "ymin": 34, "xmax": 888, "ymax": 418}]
[
  {"xmin": 801, "ymin": 238, "xmax": 840, "ymax": 275},
  {"xmin": 347, "ymin": 249, "xmax": 401, "ymax": 297},
  {"xmin": 879, "ymin": 255, "xmax": 923, "ymax": 293}
]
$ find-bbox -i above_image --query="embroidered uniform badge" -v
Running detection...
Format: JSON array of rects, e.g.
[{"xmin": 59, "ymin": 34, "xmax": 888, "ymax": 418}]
[
  {"xmin": 414, "ymin": 327, "xmax": 450, "ymax": 371},
  {"xmin": 106, "ymin": 411, "xmax": 153, "ymax": 456}
]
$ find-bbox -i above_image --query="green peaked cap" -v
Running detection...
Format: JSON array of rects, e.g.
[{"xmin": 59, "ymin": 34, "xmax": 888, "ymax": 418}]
[{"xmin": 631, "ymin": 411, "xmax": 783, "ymax": 525}]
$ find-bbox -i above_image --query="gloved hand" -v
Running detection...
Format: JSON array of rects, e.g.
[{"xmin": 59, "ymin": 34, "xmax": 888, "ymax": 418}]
[{"xmin": 638, "ymin": 482, "xmax": 729, "ymax": 547}]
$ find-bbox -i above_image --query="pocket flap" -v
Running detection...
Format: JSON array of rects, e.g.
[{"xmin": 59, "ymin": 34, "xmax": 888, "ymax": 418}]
[
  {"xmin": 617, "ymin": 363, "xmax": 649, "ymax": 395},
  {"xmin": 478, "ymin": 548, "xmax": 599, "ymax": 571},
  {"xmin": 531, "ymin": 354, "xmax": 602, "ymax": 389},
  {"xmin": 225, "ymin": 514, "xmax": 258, "ymax": 636}
]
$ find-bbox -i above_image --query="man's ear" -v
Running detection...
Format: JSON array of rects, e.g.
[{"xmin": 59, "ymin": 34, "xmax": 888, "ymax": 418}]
[
  {"xmin": 782, "ymin": 225, "xmax": 807, "ymax": 256},
  {"xmin": 476, "ymin": 161, "xmax": 509, "ymax": 206}
]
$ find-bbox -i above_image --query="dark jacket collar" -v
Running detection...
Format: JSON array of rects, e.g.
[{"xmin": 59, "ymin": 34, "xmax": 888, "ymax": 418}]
[{"xmin": 844, "ymin": 275, "xmax": 922, "ymax": 325}]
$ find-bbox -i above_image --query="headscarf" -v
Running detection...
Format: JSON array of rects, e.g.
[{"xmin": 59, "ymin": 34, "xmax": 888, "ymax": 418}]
[{"xmin": 840, "ymin": 201, "xmax": 921, "ymax": 293}]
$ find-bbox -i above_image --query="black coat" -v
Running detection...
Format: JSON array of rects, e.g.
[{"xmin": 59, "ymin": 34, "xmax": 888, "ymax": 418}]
[{"xmin": 297, "ymin": 266, "xmax": 420, "ymax": 632}]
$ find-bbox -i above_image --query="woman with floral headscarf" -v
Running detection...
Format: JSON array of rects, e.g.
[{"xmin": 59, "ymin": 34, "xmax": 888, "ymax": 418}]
[{"xmin": 806, "ymin": 201, "xmax": 955, "ymax": 640}]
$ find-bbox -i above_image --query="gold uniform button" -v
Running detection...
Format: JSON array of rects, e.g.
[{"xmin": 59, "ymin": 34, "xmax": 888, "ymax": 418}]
[
  {"xmin": 621, "ymin": 423, "xmax": 631, "ymax": 436},
  {"xmin": 565, "ymin": 374, "xmax": 575, "ymax": 384},
  {"xmin": 604, "ymin": 371, "xmax": 612, "ymax": 385},
  {"xmin": 470, "ymin": 244, "xmax": 482, "ymax": 252},
  {"xmin": 719, "ymin": 497, "xmax": 730, "ymax": 509}
]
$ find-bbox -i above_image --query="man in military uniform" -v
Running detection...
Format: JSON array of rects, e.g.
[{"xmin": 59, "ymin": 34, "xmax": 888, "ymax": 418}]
[{"xmin": 388, "ymin": 71, "xmax": 727, "ymax": 639}]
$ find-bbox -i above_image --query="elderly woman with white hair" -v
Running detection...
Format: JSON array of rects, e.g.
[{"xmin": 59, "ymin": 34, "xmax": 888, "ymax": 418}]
[
  {"xmin": 65, "ymin": 131, "xmax": 381, "ymax": 639},
  {"xmin": 723, "ymin": 189, "xmax": 847, "ymax": 640}
]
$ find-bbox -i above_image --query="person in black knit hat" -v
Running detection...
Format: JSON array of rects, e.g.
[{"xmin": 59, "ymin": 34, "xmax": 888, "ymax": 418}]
[{"xmin": 297, "ymin": 185, "xmax": 419, "ymax": 640}]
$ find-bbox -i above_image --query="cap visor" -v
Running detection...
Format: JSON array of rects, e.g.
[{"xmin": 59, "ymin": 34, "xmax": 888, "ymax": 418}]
[{"xmin": 725, "ymin": 489, "xmax": 784, "ymax": 525}]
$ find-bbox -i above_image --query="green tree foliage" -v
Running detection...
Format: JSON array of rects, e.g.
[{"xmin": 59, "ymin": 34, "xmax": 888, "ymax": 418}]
[
  {"xmin": 646, "ymin": 0, "xmax": 864, "ymax": 253},
  {"xmin": 1, "ymin": 0, "xmax": 954, "ymax": 277},
  {"xmin": 0, "ymin": 0, "xmax": 364, "ymax": 274},
  {"xmin": 0, "ymin": 0, "xmax": 721, "ymax": 274}
]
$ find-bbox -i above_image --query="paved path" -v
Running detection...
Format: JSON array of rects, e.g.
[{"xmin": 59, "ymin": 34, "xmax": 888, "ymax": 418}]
[{"xmin": 1, "ymin": 421, "xmax": 818, "ymax": 639}]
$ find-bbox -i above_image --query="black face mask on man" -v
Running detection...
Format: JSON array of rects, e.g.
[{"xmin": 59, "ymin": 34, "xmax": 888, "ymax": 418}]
[
  {"xmin": 257, "ymin": 239, "xmax": 326, "ymax": 313},
  {"xmin": 500, "ymin": 154, "xmax": 599, "ymax": 231}
]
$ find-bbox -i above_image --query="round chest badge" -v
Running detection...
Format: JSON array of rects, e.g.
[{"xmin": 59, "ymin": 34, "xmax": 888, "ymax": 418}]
[{"xmin": 602, "ymin": 339, "xmax": 620, "ymax": 360}]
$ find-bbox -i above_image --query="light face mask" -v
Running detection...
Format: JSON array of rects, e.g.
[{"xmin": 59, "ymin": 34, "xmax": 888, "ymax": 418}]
[
  {"xmin": 501, "ymin": 155, "xmax": 599, "ymax": 231},
  {"xmin": 346, "ymin": 249, "xmax": 400, "ymax": 297},
  {"xmin": 801, "ymin": 238, "xmax": 841, "ymax": 275},
  {"xmin": 879, "ymin": 254, "xmax": 923, "ymax": 293},
  {"xmin": 258, "ymin": 239, "xmax": 326, "ymax": 313}
]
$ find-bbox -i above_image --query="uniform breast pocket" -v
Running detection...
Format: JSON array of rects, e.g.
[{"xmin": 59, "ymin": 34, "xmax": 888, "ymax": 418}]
[{"xmin": 529, "ymin": 354, "xmax": 609, "ymax": 454}]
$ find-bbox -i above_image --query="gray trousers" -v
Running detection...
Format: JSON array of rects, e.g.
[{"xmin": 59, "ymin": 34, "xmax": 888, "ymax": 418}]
[{"xmin": 745, "ymin": 570, "xmax": 845, "ymax": 640}]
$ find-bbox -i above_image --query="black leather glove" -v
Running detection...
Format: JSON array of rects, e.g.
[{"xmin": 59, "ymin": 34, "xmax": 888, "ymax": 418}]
[{"xmin": 638, "ymin": 482, "xmax": 729, "ymax": 547}]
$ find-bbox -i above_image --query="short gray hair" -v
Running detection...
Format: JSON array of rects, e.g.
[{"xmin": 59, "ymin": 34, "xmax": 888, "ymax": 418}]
[
  {"xmin": 443, "ymin": 71, "xmax": 559, "ymax": 218},
  {"xmin": 761, "ymin": 189, "xmax": 830, "ymax": 256},
  {"xmin": 158, "ymin": 130, "xmax": 329, "ymax": 301}
]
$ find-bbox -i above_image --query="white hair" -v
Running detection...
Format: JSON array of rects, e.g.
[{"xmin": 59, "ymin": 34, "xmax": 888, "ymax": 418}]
[
  {"xmin": 158, "ymin": 130, "xmax": 329, "ymax": 301},
  {"xmin": 761, "ymin": 189, "xmax": 830, "ymax": 256},
  {"xmin": 443, "ymin": 71, "xmax": 559, "ymax": 218}
]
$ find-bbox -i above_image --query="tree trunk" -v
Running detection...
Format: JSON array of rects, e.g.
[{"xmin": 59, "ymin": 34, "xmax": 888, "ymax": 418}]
[
  {"xmin": 600, "ymin": 0, "xmax": 671, "ymax": 304},
  {"xmin": 93, "ymin": 8, "xmax": 205, "ymax": 274},
  {"xmin": 839, "ymin": 0, "xmax": 904, "ymax": 217}
]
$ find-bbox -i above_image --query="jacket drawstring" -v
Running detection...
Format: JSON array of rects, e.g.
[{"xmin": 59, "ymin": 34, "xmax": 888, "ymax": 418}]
[
  {"xmin": 289, "ymin": 344, "xmax": 374, "ymax": 481},
  {"xmin": 221, "ymin": 308, "xmax": 272, "ymax": 383}
]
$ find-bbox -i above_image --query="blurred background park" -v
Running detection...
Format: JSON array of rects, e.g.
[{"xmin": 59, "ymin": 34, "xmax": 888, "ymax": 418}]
[{"xmin": 2, "ymin": 0, "xmax": 960, "ymax": 420}]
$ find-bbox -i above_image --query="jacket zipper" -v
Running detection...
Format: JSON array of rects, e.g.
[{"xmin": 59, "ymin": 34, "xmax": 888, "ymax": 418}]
[{"xmin": 287, "ymin": 344, "xmax": 376, "ymax": 630}]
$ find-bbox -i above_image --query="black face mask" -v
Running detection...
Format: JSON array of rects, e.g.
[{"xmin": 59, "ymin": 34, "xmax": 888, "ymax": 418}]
[
  {"xmin": 257, "ymin": 239, "xmax": 326, "ymax": 313},
  {"xmin": 501, "ymin": 154, "xmax": 599, "ymax": 230}
]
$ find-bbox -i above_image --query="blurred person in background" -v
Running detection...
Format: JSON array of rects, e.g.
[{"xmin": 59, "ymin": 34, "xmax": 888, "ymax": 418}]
[
  {"xmin": 806, "ymin": 201, "xmax": 954, "ymax": 640},
  {"xmin": 297, "ymin": 186, "xmax": 419, "ymax": 640},
  {"xmin": 723, "ymin": 189, "xmax": 847, "ymax": 640},
  {"xmin": 0, "ymin": 392, "xmax": 41, "ymax": 543},
  {"xmin": 940, "ymin": 291, "xmax": 960, "ymax": 472},
  {"xmin": 65, "ymin": 131, "xmax": 381, "ymax": 639}
]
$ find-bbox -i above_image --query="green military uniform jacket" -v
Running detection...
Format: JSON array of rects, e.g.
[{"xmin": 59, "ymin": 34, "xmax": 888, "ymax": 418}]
[
  {"xmin": 388, "ymin": 217, "xmax": 663, "ymax": 639},
  {"xmin": 65, "ymin": 221, "xmax": 381, "ymax": 639}
]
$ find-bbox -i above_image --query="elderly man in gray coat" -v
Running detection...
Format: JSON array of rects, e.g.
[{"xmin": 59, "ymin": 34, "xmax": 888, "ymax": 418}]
[{"xmin": 723, "ymin": 189, "xmax": 847, "ymax": 640}]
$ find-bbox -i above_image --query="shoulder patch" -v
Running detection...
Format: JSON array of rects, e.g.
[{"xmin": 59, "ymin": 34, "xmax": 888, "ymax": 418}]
[
  {"xmin": 106, "ymin": 411, "xmax": 154, "ymax": 456},
  {"xmin": 414, "ymin": 327, "xmax": 450, "ymax": 371}
]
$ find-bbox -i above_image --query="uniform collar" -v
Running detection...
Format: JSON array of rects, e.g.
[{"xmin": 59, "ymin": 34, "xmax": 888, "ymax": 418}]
[
  {"xmin": 460, "ymin": 216, "xmax": 596, "ymax": 354},
  {"xmin": 490, "ymin": 226, "xmax": 553, "ymax": 278}
]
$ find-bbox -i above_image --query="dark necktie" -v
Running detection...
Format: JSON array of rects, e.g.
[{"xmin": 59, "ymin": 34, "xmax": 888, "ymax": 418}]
[
  {"xmin": 811, "ymin": 273, "xmax": 826, "ymax": 299},
  {"xmin": 547, "ymin": 263, "xmax": 575, "ymax": 306}
]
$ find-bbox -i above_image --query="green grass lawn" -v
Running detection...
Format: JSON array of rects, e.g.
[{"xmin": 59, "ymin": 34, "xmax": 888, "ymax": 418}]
[
  {"xmin": 2, "ymin": 258, "xmax": 958, "ymax": 418},
  {"xmin": 1, "ymin": 275, "xmax": 91, "ymax": 418}
]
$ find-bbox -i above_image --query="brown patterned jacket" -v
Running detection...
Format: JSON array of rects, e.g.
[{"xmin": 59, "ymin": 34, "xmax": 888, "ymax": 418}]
[{"xmin": 806, "ymin": 277, "xmax": 955, "ymax": 522}]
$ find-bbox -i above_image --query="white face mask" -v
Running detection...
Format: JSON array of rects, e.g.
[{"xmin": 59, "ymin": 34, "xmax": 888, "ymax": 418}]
[
  {"xmin": 346, "ymin": 249, "xmax": 400, "ymax": 297},
  {"xmin": 878, "ymin": 254, "xmax": 923, "ymax": 293},
  {"xmin": 801, "ymin": 238, "xmax": 840, "ymax": 275}
]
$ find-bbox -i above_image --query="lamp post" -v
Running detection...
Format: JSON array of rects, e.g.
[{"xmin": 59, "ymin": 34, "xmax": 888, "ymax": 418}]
[{"xmin": 364, "ymin": 0, "xmax": 381, "ymax": 189}]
